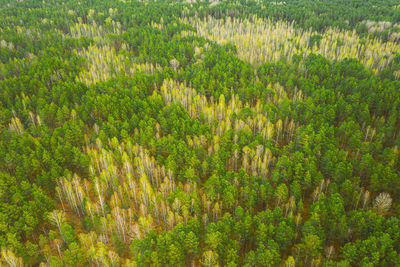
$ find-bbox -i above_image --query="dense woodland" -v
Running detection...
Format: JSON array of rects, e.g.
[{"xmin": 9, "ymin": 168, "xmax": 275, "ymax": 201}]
[{"xmin": 1, "ymin": 0, "xmax": 400, "ymax": 266}]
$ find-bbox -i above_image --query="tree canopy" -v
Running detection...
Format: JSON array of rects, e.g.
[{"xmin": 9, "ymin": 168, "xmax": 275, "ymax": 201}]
[{"xmin": 0, "ymin": 0, "xmax": 400, "ymax": 266}]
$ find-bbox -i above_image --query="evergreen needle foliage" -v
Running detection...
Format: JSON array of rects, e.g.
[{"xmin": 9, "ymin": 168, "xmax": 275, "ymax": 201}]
[{"xmin": 0, "ymin": 0, "xmax": 400, "ymax": 266}]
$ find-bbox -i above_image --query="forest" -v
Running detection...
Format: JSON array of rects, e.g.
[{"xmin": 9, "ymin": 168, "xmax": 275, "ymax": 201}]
[{"xmin": 0, "ymin": 0, "xmax": 400, "ymax": 266}]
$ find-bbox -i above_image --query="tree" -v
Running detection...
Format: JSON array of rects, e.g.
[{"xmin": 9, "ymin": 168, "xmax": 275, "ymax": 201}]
[
  {"xmin": 64, "ymin": 242, "xmax": 86, "ymax": 267},
  {"xmin": 275, "ymin": 183, "xmax": 288, "ymax": 207},
  {"xmin": 299, "ymin": 234, "xmax": 321, "ymax": 264},
  {"xmin": 274, "ymin": 221, "xmax": 294, "ymax": 249},
  {"xmin": 60, "ymin": 224, "xmax": 76, "ymax": 245},
  {"xmin": 255, "ymin": 242, "xmax": 280, "ymax": 266},
  {"xmin": 48, "ymin": 256, "xmax": 63, "ymax": 267},
  {"xmin": 184, "ymin": 231, "xmax": 199, "ymax": 256},
  {"xmin": 373, "ymin": 192, "xmax": 392, "ymax": 215},
  {"xmin": 284, "ymin": 256, "xmax": 295, "ymax": 267},
  {"xmin": 202, "ymin": 250, "xmax": 219, "ymax": 267}
]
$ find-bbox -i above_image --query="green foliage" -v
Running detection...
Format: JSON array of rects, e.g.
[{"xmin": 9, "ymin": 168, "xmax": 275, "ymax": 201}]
[{"xmin": 0, "ymin": 0, "xmax": 399, "ymax": 266}]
